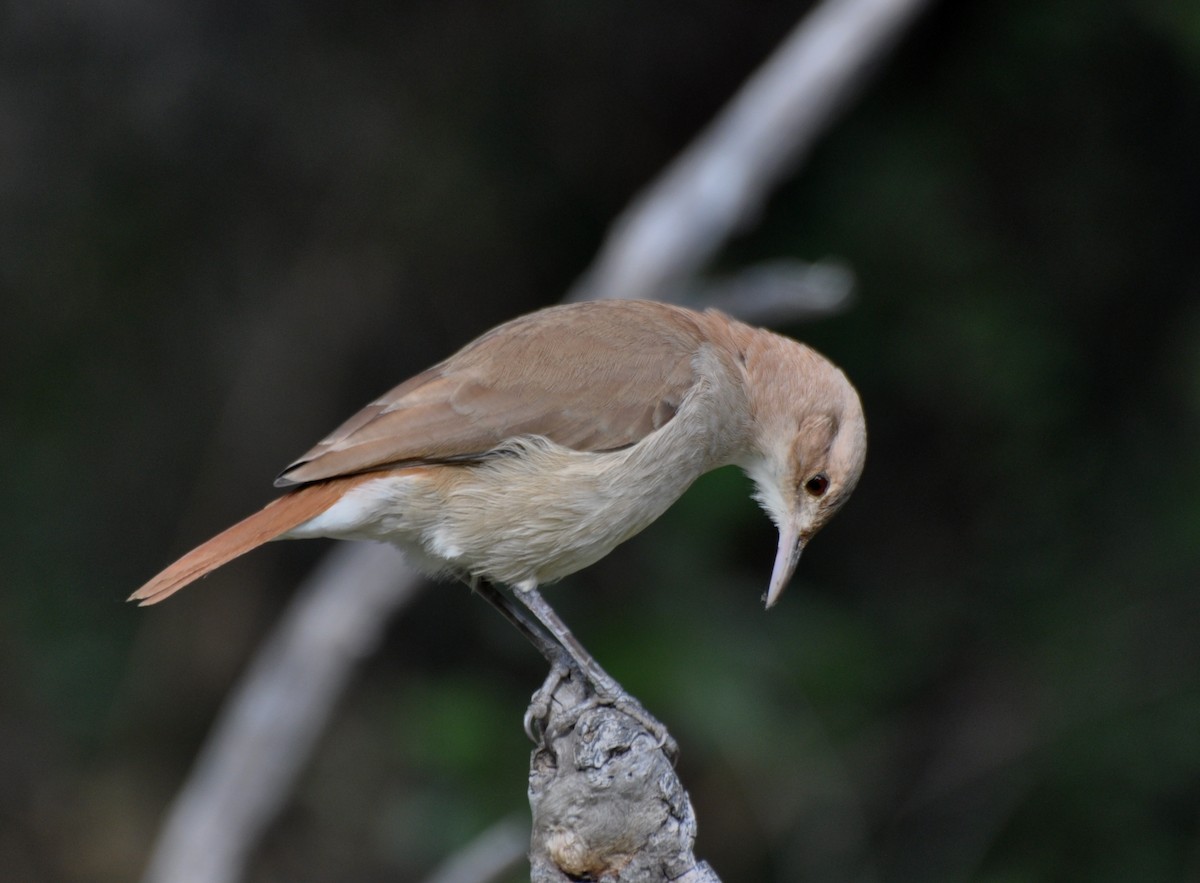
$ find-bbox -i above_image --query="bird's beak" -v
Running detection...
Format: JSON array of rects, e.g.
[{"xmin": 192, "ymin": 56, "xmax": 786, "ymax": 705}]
[{"xmin": 765, "ymin": 517, "xmax": 804, "ymax": 608}]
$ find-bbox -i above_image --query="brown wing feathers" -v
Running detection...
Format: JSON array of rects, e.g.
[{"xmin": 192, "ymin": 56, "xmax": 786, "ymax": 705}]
[{"xmin": 276, "ymin": 301, "xmax": 706, "ymax": 486}]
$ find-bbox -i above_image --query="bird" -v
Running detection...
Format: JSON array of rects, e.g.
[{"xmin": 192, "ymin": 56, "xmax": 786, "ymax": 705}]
[{"xmin": 131, "ymin": 300, "xmax": 866, "ymax": 715}]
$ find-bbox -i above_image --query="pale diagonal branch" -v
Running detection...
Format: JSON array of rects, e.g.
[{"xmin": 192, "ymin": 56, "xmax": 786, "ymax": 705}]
[
  {"xmin": 140, "ymin": 543, "xmax": 420, "ymax": 883},
  {"xmin": 572, "ymin": 0, "xmax": 931, "ymax": 303}
]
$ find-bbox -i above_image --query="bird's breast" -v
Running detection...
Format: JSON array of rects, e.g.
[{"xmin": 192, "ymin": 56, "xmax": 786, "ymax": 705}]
[{"xmin": 417, "ymin": 434, "xmax": 711, "ymax": 585}]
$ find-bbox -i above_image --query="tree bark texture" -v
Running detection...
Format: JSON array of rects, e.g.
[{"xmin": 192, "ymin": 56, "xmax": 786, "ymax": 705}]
[{"xmin": 527, "ymin": 670, "xmax": 722, "ymax": 883}]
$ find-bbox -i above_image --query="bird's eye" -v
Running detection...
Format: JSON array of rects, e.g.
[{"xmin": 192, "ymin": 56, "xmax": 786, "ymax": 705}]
[{"xmin": 804, "ymin": 474, "xmax": 830, "ymax": 497}]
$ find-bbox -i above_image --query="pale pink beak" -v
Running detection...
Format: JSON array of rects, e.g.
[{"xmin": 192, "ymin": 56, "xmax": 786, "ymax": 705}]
[{"xmin": 765, "ymin": 517, "xmax": 804, "ymax": 608}]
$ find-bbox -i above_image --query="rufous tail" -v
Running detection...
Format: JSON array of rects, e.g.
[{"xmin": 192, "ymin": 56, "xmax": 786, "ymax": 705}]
[{"xmin": 129, "ymin": 476, "xmax": 371, "ymax": 606}]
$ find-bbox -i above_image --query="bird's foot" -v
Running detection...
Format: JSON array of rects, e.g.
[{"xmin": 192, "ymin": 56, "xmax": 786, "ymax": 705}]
[
  {"xmin": 526, "ymin": 663, "xmax": 678, "ymax": 762},
  {"xmin": 525, "ymin": 657, "xmax": 572, "ymax": 743},
  {"xmin": 593, "ymin": 689, "xmax": 679, "ymax": 762}
]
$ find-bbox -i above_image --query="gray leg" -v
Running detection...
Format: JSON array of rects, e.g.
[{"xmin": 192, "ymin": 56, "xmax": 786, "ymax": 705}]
[
  {"xmin": 470, "ymin": 579, "xmax": 579, "ymax": 742},
  {"xmin": 514, "ymin": 580, "xmax": 677, "ymax": 757},
  {"xmin": 471, "ymin": 579, "xmax": 574, "ymax": 671},
  {"xmin": 512, "ymin": 580, "xmax": 632, "ymax": 700}
]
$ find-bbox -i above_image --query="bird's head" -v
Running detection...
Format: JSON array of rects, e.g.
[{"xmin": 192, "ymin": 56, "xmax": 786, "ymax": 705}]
[{"xmin": 740, "ymin": 338, "xmax": 867, "ymax": 607}]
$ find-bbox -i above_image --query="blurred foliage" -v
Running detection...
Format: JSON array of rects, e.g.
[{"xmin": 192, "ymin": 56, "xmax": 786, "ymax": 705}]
[{"xmin": 3, "ymin": 0, "xmax": 1200, "ymax": 881}]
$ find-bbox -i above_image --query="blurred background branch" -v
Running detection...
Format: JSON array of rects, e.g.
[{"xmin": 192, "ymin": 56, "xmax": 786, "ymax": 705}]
[
  {"xmin": 140, "ymin": 544, "xmax": 421, "ymax": 883},
  {"xmin": 419, "ymin": 816, "xmax": 528, "ymax": 883},
  {"xmin": 571, "ymin": 0, "xmax": 930, "ymax": 303}
]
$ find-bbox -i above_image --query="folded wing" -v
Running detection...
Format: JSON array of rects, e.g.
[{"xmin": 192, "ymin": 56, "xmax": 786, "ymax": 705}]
[{"xmin": 275, "ymin": 301, "xmax": 711, "ymax": 486}]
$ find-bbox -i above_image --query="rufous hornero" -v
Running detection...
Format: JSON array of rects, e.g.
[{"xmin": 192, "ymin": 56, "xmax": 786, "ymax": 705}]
[{"xmin": 131, "ymin": 300, "xmax": 866, "ymax": 715}]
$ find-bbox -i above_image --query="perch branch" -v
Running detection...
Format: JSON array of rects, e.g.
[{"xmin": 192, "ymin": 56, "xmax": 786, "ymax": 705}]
[{"xmin": 526, "ymin": 669, "xmax": 722, "ymax": 883}]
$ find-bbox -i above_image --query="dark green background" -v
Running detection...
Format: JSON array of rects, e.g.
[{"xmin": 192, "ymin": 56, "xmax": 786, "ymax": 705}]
[{"xmin": 4, "ymin": 1, "xmax": 1199, "ymax": 880}]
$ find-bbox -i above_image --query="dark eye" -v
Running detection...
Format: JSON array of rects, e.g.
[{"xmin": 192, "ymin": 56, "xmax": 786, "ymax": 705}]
[{"xmin": 804, "ymin": 473, "xmax": 830, "ymax": 497}]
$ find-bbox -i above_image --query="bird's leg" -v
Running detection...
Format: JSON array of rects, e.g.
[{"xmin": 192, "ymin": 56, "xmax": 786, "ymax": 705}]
[
  {"xmin": 469, "ymin": 579, "xmax": 579, "ymax": 742},
  {"xmin": 514, "ymin": 580, "xmax": 678, "ymax": 759},
  {"xmin": 470, "ymin": 579, "xmax": 574, "ymax": 670}
]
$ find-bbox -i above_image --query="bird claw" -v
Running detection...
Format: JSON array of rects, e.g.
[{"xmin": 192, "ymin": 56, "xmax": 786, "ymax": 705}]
[
  {"xmin": 525, "ymin": 658, "xmax": 572, "ymax": 743},
  {"xmin": 597, "ymin": 691, "xmax": 679, "ymax": 762},
  {"xmin": 525, "ymin": 662, "xmax": 679, "ymax": 763}
]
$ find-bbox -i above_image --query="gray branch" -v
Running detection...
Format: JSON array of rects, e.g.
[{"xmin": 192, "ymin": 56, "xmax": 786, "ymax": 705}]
[
  {"xmin": 527, "ymin": 670, "xmax": 722, "ymax": 883},
  {"xmin": 684, "ymin": 258, "xmax": 857, "ymax": 325},
  {"xmin": 138, "ymin": 0, "xmax": 931, "ymax": 880},
  {"xmin": 570, "ymin": 0, "xmax": 932, "ymax": 304}
]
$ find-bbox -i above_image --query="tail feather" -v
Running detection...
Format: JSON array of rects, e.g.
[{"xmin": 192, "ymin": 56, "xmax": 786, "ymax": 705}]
[{"xmin": 130, "ymin": 476, "xmax": 372, "ymax": 606}]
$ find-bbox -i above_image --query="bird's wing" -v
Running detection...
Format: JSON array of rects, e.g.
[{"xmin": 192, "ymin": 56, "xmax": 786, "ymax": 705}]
[{"xmin": 275, "ymin": 301, "xmax": 711, "ymax": 486}]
